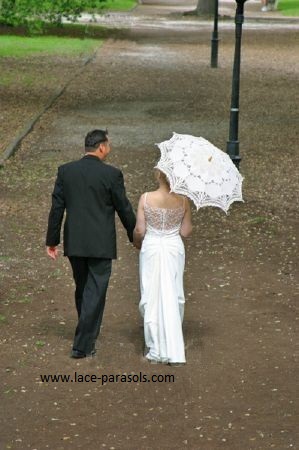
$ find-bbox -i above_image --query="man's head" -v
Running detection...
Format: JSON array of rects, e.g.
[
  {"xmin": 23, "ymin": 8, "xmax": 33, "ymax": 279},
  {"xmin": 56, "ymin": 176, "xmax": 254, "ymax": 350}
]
[{"xmin": 85, "ymin": 129, "xmax": 111, "ymax": 160}]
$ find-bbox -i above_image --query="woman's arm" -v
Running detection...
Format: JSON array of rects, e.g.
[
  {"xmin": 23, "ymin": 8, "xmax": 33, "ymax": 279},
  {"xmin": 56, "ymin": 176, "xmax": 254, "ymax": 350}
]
[
  {"xmin": 180, "ymin": 198, "xmax": 193, "ymax": 238},
  {"xmin": 133, "ymin": 194, "xmax": 146, "ymax": 249}
]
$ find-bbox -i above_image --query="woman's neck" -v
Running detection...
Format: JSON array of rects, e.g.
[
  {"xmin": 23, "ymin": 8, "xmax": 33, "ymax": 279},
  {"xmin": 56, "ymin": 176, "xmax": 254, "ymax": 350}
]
[{"xmin": 158, "ymin": 184, "xmax": 171, "ymax": 193}]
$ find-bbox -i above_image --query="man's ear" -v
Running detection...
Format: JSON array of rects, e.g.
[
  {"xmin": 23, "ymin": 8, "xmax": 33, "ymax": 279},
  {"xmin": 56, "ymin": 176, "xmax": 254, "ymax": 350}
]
[{"xmin": 98, "ymin": 143, "xmax": 105, "ymax": 153}]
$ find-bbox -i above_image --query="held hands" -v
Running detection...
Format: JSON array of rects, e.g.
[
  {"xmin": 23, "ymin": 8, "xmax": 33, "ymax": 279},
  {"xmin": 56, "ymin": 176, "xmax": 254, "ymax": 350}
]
[
  {"xmin": 133, "ymin": 240, "xmax": 142, "ymax": 250},
  {"xmin": 46, "ymin": 246, "xmax": 59, "ymax": 260},
  {"xmin": 133, "ymin": 229, "xmax": 143, "ymax": 250}
]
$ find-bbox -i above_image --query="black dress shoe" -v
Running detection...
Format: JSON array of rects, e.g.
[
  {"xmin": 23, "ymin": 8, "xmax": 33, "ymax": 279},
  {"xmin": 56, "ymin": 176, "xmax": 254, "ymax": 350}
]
[
  {"xmin": 70, "ymin": 349, "xmax": 96, "ymax": 359},
  {"xmin": 71, "ymin": 349, "xmax": 87, "ymax": 359}
]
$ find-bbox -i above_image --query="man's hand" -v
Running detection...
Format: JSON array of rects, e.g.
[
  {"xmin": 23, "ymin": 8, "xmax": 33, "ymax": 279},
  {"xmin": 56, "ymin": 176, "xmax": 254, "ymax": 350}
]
[{"xmin": 46, "ymin": 246, "xmax": 58, "ymax": 260}]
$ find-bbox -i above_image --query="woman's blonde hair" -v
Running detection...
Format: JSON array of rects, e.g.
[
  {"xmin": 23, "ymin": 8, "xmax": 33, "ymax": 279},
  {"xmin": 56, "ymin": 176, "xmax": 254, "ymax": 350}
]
[{"xmin": 154, "ymin": 168, "xmax": 170, "ymax": 188}]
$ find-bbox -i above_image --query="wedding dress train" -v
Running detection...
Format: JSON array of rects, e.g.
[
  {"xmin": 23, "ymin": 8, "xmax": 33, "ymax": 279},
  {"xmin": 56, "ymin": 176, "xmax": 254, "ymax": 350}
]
[{"xmin": 139, "ymin": 194, "xmax": 186, "ymax": 364}]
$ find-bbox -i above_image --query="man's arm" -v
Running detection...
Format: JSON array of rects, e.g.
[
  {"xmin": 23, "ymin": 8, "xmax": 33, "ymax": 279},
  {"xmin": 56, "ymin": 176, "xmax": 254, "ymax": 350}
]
[
  {"xmin": 46, "ymin": 166, "xmax": 65, "ymax": 257},
  {"xmin": 111, "ymin": 171, "xmax": 136, "ymax": 242}
]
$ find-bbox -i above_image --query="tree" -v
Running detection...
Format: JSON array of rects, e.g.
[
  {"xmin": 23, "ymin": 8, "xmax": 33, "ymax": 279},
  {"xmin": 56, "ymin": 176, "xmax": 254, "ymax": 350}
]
[
  {"xmin": 0, "ymin": 0, "xmax": 107, "ymax": 33},
  {"xmin": 196, "ymin": 0, "xmax": 214, "ymax": 15}
]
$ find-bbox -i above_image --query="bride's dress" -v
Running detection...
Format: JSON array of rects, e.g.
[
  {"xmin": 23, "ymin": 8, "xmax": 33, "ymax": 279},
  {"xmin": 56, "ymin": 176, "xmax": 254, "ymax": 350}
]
[{"xmin": 139, "ymin": 193, "xmax": 186, "ymax": 363}]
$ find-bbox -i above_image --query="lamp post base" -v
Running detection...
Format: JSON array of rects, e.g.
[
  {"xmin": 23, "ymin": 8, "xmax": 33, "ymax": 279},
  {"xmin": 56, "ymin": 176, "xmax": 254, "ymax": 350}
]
[{"xmin": 227, "ymin": 140, "xmax": 241, "ymax": 169}]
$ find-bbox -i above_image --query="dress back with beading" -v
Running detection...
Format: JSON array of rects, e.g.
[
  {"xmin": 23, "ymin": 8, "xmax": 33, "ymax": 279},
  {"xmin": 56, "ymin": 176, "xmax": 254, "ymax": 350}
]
[{"xmin": 144, "ymin": 193, "xmax": 185, "ymax": 235}]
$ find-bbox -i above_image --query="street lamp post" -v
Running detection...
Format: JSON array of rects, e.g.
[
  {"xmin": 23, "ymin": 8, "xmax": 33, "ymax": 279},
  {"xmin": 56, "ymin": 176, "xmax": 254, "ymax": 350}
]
[
  {"xmin": 211, "ymin": 0, "xmax": 219, "ymax": 68},
  {"xmin": 226, "ymin": 0, "xmax": 247, "ymax": 169}
]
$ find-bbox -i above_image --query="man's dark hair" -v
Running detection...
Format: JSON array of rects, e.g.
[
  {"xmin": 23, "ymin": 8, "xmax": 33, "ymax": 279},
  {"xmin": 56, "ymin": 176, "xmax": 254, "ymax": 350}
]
[{"xmin": 85, "ymin": 129, "xmax": 108, "ymax": 151}]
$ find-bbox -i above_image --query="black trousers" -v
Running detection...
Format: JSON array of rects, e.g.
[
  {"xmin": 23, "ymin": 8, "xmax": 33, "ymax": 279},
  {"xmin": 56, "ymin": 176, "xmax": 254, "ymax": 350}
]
[{"xmin": 68, "ymin": 256, "xmax": 112, "ymax": 354}]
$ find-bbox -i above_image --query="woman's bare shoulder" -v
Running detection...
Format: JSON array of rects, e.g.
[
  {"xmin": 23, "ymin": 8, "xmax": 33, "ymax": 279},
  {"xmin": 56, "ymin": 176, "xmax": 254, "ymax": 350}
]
[
  {"xmin": 137, "ymin": 192, "xmax": 146, "ymax": 205},
  {"xmin": 144, "ymin": 190, "xmax": 159, "ymax": 200}
]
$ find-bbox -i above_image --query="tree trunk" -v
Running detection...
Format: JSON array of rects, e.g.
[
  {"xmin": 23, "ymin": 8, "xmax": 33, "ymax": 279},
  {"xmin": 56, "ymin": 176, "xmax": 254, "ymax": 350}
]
[{"xmin": 196, "ymin": 0, "xmax": 214, "ymax": 15}]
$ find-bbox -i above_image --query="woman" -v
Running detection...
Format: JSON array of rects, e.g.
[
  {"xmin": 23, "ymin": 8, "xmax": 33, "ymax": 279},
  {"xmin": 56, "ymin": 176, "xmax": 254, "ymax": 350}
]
[{"xmin": 133, "ymin": 169, "xmax": 192, "ymax": 365}]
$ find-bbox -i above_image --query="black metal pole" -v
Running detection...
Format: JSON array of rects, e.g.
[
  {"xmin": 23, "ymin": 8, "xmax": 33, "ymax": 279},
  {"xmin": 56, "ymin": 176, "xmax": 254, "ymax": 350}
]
[
  {"xmin": 226, "ymin": 0, "xmax": 247, "ymax": 168},
  {"xmin": 211, "ymin": 0, "xmax": 219, "ymax": 68}
]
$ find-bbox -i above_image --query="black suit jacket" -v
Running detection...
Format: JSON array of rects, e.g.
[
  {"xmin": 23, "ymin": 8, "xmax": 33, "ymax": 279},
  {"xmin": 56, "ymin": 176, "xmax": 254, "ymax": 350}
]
[{"xmin": 46, "ymin": 155, "xmax": 136, "ymax": 259}]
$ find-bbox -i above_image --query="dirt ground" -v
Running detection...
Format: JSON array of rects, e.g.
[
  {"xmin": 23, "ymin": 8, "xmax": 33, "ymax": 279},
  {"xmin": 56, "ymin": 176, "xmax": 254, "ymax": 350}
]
[{"xmin": 0, "ymin": 1, "xmax": 298, "ymax": 449}]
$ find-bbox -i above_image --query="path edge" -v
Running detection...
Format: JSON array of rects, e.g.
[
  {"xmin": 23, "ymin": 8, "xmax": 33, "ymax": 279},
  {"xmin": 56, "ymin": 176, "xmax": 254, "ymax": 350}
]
[{"xmin": 0, "ymin": 53, "xmax": 96, "ymax": 168}]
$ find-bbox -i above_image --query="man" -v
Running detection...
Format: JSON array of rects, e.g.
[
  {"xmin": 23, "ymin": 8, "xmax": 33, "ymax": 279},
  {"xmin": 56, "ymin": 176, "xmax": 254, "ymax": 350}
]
[{"xmin": 46, "ymin": 129, "xmax": 136, "ymax": 358}]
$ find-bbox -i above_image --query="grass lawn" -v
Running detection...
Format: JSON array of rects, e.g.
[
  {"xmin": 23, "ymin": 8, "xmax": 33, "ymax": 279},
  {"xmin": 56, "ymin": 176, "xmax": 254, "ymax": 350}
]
[
  {"xmin": 94, "ymin": 0, "xmax": 137, "ymax": 11},
  {"xmin": 0, "ymin": 35, "xmax": 101, "ymax": 58},
  {"xmin": 277, "ymin": 0, "xmax": 299, "ymax": 15}
]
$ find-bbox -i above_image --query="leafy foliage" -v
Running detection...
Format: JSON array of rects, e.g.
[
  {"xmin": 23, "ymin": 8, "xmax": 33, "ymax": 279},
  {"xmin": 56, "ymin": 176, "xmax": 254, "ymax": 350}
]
[{"xmin": 0, "ymin": 0, "xmax": 107, "ymax": 33}]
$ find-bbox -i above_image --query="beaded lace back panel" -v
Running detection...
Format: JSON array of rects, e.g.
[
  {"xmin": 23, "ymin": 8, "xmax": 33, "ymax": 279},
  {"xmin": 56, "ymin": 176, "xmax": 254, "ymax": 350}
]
[{"xmin": 144, "ymin": 203, "xmax": 185, "ymax": 233}]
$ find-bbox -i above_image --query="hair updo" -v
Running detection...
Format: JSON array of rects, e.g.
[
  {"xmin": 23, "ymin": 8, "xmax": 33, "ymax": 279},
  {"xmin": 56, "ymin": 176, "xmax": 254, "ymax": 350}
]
[{"xmin": 155, "ymin": 169, "xmax": 170, "ymax": 188}]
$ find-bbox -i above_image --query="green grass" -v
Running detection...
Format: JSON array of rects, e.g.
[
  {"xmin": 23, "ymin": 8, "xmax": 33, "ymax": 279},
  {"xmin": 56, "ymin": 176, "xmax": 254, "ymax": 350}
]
[
  {"xmin": 93, "ymin": 0, "xmax": 136, "ymax": 11},
  {"xmin": 277, "ymin": 0, "xmax": 299, "ymax": 15},
  {"xmin": 0, "ymin": 35, "xmax": 101, "ymax": 58}
]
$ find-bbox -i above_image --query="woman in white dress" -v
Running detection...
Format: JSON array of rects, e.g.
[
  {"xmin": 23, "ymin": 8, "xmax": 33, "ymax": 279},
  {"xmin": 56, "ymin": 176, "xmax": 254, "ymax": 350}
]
[{"xmin": 133, "ymin": 170, "xmax": 193, "ymax": 365}]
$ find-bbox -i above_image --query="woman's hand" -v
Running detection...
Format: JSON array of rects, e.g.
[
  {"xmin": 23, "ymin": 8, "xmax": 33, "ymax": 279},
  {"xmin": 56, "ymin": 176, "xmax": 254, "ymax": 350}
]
[
  {"xmin": 133, "ymin": 230, "xmax": 143, "ymax": 250},
  {"xmin": 133, "ymin": 240, "xmax": 142, "ymax": 250}
]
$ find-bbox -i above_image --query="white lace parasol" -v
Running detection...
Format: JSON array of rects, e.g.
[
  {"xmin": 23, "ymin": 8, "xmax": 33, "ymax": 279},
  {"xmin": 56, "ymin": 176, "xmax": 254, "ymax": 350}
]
[{"xmin": 156, "ymin": 132, "xmax": 244, "ymax": 213}]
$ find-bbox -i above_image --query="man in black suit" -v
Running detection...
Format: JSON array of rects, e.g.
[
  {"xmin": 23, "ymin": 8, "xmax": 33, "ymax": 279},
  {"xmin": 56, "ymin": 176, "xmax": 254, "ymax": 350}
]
[{"xmin": 46, "ymin": 129, "xmax": 136, "ymax": 358}]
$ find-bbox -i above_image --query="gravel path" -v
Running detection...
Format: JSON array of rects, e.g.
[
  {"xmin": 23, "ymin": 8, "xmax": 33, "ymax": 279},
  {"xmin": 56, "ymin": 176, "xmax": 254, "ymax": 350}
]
[{"xmin": 0, "ymin": 1, "xmax": 298, "ymax": 449}]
